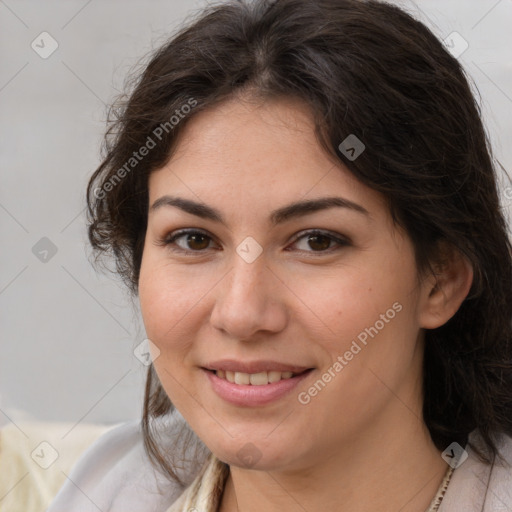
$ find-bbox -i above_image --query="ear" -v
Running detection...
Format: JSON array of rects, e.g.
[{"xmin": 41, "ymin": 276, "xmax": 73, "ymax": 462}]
[{"xmin": 418, "ymin": 243, "xmax": 474, "ymax": 329}]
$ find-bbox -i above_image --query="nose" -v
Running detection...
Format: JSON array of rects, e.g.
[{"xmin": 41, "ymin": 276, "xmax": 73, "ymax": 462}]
[{"xmin": 209, "ymin": 252, "xmax": 287, "ymax": 340}]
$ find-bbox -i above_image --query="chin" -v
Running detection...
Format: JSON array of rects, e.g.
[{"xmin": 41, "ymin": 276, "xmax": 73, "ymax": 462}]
[{"xmin": 206, "ymin": 435, "xmax": 298, "ymax": 472}]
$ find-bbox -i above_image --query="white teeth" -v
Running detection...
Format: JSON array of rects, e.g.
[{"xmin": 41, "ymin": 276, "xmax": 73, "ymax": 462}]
[
  {"xmin": 249, "ymin": 372, "xmax": 268, "ymax": 385},
  {"xmin": 234, "ymin": 372, "xmax": 250, "ymax": 385},
  {"xmin": 268, "ymin": 370, "xmax": 283, "ymax": 383},
  {"xmin": 215, "ymin": 369, "xmax": 297, "ymax": 385}
]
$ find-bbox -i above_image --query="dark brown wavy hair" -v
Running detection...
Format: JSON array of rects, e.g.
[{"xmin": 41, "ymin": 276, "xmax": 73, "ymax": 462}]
[{"xmin": 86, "ymin": 0, "xmax": 512, "ymax": 484}]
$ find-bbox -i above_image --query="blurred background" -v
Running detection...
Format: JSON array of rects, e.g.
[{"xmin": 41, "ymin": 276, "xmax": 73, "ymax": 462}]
[{"xmin": 1, "ymin": 0, "xmax": 511, "ymax": 428}]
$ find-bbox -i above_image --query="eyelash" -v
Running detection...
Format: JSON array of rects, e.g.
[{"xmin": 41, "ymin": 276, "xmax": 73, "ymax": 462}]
[{"xmin": 156, "ymin": 228, "xmax": 351, "ymax": 256}]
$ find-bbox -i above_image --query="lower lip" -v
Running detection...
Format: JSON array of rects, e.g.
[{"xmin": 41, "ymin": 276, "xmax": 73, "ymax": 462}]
[{"xmin": 202, "ymin": 368, "xmax": 314, "ymax": 406}]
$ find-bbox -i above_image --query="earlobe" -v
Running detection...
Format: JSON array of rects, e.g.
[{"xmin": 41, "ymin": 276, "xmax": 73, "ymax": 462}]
[{"xmin": 418, "ymin": 246, "xmax": 474, "ymax": 329}]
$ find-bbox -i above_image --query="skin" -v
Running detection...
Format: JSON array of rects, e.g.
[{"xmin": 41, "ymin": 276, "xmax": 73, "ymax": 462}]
[{"xmin": 138, "ymin": 95, "xmax": 473, "ymax": 511}]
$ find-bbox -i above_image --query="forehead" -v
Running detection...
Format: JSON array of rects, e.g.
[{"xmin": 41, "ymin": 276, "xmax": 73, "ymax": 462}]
[{"xmin": 148, "ymin": 96, "xmax": 386, "ymax": 219}]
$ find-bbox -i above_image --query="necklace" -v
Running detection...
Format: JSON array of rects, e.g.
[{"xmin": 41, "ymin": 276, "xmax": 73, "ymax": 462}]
[
  {"xmin": 425, "ymin": 465, "xmax": 454, "ymax": 512},
  {"xmin": 171, "ymin": 454, "xmax": 458, "ymax": 512}
]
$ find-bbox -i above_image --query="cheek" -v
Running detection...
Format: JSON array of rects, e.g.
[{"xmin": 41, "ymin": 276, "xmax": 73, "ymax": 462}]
[
  {"xmin": 294, "ymin": 258, "xmax": 415, "ymax": 344},
  {"xmin": 295, "ymin": 250, "xmax": 421, "ymax": 405},
  {"xmin": 138, "ymin": 254, "xmax": 202, "ymax": 355},
  {"xmin": 138, "ymin": 255, "xmax": 206, "ymax": 407},
  {"xmin": 138, "ymin": 251, "xmax": 233, "ymax": 380}
]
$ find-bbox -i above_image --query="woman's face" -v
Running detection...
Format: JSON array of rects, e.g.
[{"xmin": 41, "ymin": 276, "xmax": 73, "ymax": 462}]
[{"xmin": 139, "ymin": 96, "xmax": 431, "ymax": 471}]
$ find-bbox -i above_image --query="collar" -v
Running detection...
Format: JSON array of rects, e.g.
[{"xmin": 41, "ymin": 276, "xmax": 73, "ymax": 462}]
[{"xmin": 166, "ymin": 449, "xmax": 460, "ymax": 512}]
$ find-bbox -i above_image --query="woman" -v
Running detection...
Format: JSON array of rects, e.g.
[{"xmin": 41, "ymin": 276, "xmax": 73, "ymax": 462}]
[{"xmin": 48, "ymin": 0, "xmax": 512, "ymax": 510}]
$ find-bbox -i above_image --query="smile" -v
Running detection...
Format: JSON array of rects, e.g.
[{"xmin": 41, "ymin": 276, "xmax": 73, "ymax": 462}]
[
  {"xmin": 213, "ymin": 369, "xmax": 306, "ymax": 385},
  {"xmin": 202, "ymin": 367, "xmax": 314, "ymax": 406}
]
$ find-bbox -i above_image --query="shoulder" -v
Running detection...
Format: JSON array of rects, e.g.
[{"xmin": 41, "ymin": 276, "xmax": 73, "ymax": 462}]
[
  {"xmin": 47, "ymin": 409, "xmax": 210, "ymax": 512},
  {"xmin": 486, "ymin": 433, "xmax": 512, "ymax": 509},
  {"xmin": 439, "ymin": 431, "xmax": 512, "ymax": 512}
]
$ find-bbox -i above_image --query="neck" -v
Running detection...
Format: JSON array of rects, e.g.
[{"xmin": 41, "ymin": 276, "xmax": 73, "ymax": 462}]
[{"xmin": 219, "ymin": 414, "xmax": 447, "ymax": 512}]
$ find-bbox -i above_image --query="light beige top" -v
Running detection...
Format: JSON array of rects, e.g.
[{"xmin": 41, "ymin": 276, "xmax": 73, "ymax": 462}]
[
  {"xmin": 166, "ymin": 452, "xmax": 454, "ymax": 512},
  {"xmin": 46, "ymin": 412, "xmax": 512, "ymax": 511}
]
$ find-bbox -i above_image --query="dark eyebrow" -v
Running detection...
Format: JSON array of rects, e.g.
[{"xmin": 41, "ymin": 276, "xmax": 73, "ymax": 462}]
[{"xmin": 150, "ymin": 195, "xmax": 369, "ymax": 226}]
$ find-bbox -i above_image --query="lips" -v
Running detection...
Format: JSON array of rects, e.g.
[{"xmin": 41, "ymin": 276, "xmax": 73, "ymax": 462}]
[{"xmin": 203, "ymin": 366, "xmax": 314, "ymax": 406}]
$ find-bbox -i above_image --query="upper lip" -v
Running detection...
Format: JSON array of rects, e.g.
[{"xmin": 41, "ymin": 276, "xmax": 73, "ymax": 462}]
[{"xmin": 202, "ymin": 359, "xmax": 313, "ymax": 374}]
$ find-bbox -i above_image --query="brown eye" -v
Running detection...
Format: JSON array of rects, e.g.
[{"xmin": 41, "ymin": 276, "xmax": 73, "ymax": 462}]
[
  {"xmin": 305, "ymin": 234, "xmax": 332, "ymax": 251},
  {"xmin": 183, "ymin": 232, "xmax": 211, "ymax": 250},
  {"xmin": 159, "ymin": 228, "xmax": 349, "ymax": 256},
  {"xmin": 291, "ymin": 230, "xmax": 350, "ymax": 253},
  {"xmin": 160, "ymin": 229, "xmax": 216, "ymax": 253}
]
